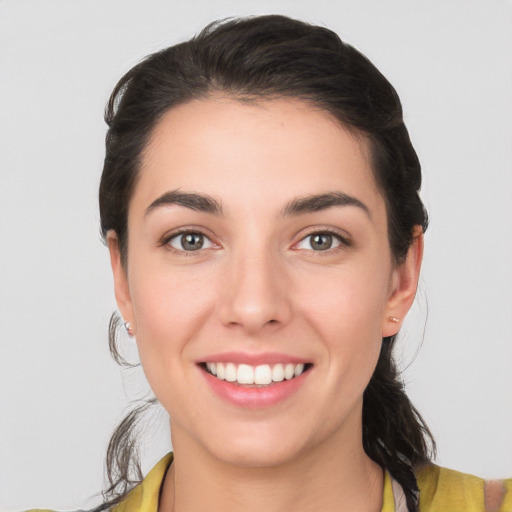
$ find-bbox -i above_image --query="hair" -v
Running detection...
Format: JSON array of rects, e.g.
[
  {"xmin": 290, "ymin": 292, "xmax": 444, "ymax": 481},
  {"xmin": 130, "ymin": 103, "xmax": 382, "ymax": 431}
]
[{"xmin": 97, "ymin": 14, "xmax": 435, "ymax": 512}]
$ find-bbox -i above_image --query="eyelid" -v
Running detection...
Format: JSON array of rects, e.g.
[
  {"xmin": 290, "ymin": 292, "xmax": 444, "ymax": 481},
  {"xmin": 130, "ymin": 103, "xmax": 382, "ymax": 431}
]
[
  {"xmin": 169, "ymin": 232, "xmax": 214, "ymax": 251},
  {"xmin": 292, "ymin": 227, "xmax": 352, "ymax": 252},
  {"xmin": 160, "ymin": 227, "xmax": 220, "ymax": 253}
]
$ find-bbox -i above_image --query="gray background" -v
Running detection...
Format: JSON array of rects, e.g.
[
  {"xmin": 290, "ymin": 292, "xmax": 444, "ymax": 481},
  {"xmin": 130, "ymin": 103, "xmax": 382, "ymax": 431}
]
[{"xmin": 0, "ymin": 0, "xmax": 511, "ymax": 510}]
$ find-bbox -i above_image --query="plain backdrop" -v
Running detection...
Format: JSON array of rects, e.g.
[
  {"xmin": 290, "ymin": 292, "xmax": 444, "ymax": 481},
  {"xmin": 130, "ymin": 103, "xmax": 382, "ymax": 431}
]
[{"xmin": 0, "ymin": 0, "xmax": 511, "ymax": 510}]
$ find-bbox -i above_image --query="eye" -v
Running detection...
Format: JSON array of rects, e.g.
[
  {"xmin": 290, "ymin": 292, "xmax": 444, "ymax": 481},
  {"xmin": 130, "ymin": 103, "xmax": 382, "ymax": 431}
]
[
  {"xmin": 167, "ymin": 231, "xmax": 213, "ymax": 252},
  {"xmin": 295, "ymin": 232, "xmax": 345, "ymax": 251}
]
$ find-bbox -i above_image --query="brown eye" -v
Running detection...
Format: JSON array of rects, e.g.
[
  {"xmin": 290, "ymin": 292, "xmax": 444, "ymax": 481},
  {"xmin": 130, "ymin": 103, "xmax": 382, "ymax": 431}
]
[{"xmin": 168, "ymin": 232, "xmax": 212, "ymax": 251}]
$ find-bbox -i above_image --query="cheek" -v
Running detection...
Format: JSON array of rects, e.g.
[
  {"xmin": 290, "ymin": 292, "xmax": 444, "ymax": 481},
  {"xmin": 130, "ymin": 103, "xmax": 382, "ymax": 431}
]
[
  {"xmin": 299, "ymin": 262, "xmax": 390, "ymax": 338},
  {"xmin": 127, "ymin": 260, "xmax": 215, "ymax": 375},
  {"xmin": 296, "ymin": 261, "xmax": 390, "ymax": 382},
  {"xmin": 127, "ymin": 266, "xmax": 219, "ymax": 420}
]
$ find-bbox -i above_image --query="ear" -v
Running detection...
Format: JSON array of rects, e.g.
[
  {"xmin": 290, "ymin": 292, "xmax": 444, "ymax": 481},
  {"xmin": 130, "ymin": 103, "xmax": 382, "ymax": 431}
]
[
  {"xmin": 107, "ymin": 231, "xmax": 135, "ymax": 334},
  {"xmin": 382, "ymin": 226, "xmax": 424, "ymax": 337}
]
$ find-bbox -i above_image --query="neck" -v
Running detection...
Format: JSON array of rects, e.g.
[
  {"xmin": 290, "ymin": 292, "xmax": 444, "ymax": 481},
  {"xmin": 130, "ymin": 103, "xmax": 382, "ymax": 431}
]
[{"xmin": 159, "ymin": 421, "xmax": 383, "ymax": 512}]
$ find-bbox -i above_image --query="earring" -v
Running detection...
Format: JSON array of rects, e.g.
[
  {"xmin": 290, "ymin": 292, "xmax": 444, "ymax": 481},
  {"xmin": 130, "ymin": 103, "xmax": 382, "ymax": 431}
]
[
  {"xmin": 388, "ymin": 316, "xmax": 400, "ymax": 323},
  {"xmin": 124, "ymin": 321, "xmax": 134, "ymax": 336}
]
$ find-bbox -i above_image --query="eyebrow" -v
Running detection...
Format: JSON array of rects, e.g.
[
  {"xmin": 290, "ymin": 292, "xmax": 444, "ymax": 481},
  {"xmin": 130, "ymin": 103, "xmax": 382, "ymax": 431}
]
[
  {"xmin": 282, "ymin": 192, "xmax": 370, "ymax": 218},
  {"xmin": 145, "ymin": 190, "xmax": 223, "ymax": 216},
  {"xmin": 144, "ymin": 190, "xmax": 369, "ymax": 219}
]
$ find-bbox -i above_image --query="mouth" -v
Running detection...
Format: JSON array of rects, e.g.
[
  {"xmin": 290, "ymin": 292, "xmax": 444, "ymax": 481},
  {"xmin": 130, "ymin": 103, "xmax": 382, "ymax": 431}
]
[{"xmin": 200, "ymin": 362, "xmax": 313, "ymax": 387}]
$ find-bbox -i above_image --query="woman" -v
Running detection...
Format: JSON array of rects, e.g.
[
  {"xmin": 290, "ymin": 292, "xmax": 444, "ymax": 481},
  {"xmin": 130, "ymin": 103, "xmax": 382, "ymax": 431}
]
[{"xmin": 32, "ymin": 14, "xmax": 511, "ymax": 512}]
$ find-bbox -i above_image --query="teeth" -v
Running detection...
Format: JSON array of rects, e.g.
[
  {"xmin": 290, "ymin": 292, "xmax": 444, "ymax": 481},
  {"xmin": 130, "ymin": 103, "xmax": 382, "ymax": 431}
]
[
  {"xmin": 205, "ymin": 362, "xmax": 307, "ymax": 385},
  {"xmin": 237, "ymin": 364, "xmax": 254, "ymax": 384},
  {"xmin": 271, "ymin": 364, "xmax": 284, "ymax": 382},
  {"xmin": 294, "ymin": 363, "xmax": 304, "ymax": 377},
  {"xmin": 225, "ymin": 363, "xmax": 237, "ymax": 382},
  {"xmin": 284, "ymin": 363, "xmax": 295, "ymax": 380},
  {"xmin": 254, "ymin": 365, "xmax": 272, "ymax": 385},
  {"xmin": 206, "ymin": 362, "xmax": 217, "ymax": 376}
]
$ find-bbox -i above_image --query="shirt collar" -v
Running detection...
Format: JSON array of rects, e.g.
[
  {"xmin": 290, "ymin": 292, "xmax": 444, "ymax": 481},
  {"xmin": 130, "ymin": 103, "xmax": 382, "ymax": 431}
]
[{"xmin": 113, "ymin": 452, "xmax": 396, "ymax": 512}]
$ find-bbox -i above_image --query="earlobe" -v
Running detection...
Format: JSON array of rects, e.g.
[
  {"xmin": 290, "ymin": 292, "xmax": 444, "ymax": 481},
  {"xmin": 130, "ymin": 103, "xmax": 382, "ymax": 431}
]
[
  {"xmin": 382, "ymin": 226, "xmax": 424, "ymax": 337},
  {"xmin": 107, "ymin": 231, "xmax": 135, "ymax": 334}
]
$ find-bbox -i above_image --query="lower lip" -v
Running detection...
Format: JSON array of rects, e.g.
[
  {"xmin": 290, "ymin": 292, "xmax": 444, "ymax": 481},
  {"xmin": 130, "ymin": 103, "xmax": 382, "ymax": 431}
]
[{"xmin": 200, "ymin": 367, "xmax": 310, "ymax": 408}]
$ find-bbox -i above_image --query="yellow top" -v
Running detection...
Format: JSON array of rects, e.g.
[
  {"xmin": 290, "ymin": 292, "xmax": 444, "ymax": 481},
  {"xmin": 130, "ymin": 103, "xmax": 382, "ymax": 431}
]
[
  {"xmin": 108, "ymin": 453, "xmax": 512, "ymax": 512},
  {"xmin": 29, "ymin": 453, "xmax": 512, "ymax": 512}
]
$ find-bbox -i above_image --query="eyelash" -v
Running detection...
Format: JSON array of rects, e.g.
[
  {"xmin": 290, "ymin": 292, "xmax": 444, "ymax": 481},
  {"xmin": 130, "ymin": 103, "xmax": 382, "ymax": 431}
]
[
  {"xmin": 160, "ymin": 228, "xmax": 352, "ymax": 255},
  {"xmin": 293, "ymin": 229, "xmax": 352, "ymax": 255},
  {"xmin": 160, "ymin": 229, "xmax": 216, "ymax": 256}
]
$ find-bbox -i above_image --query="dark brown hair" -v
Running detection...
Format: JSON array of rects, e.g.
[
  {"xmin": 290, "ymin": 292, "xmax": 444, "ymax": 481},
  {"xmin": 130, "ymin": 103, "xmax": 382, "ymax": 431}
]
[{"xmin": 97, "ymin": 15, "xmax": 435, "ymax": 512}]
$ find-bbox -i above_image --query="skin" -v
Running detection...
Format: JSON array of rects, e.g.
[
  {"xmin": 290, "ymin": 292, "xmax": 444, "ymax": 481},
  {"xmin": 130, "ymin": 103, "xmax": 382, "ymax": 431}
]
[{"xmin": 109, "ymin": 97, "xmax": 423, "ymax": 512}]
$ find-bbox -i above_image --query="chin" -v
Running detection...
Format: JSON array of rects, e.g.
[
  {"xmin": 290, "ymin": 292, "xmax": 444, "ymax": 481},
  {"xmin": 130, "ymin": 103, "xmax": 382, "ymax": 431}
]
[
  {"xmin": 196, "ymin": 418, "xmax": 320, "ymax": 469},
  {"xmin": 214, "ymin": 439, "xmax": 304, "ymax": 469}
]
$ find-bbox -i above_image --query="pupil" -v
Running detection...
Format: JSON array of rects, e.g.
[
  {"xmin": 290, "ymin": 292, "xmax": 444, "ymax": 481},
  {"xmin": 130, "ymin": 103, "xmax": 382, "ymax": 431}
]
[
  {"xmin": 182, "ymin": 233, "xmax": 203, "ymax": 250},
  {"xmin": 311, "ymin": 234, "xmax": 332, "ymax": 250}
]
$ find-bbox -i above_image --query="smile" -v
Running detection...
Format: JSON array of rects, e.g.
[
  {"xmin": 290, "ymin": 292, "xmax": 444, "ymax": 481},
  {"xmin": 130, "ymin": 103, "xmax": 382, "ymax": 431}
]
[{"xmin": 203, "ymin": 362, "xmax": 310, "ymax": 386}]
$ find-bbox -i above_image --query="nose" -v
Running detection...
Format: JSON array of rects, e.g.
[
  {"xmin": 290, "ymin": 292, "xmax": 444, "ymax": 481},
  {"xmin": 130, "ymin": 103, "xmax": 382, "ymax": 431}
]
[{"xmin": 217, "ymin": 247, "xmax": 292, "ymax": 335}]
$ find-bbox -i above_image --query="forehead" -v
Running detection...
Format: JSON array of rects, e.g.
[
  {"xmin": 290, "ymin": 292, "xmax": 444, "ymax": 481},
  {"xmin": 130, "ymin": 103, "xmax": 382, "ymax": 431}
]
[{"xmin": 134, "ymin": 96, "xmax": 384, "ymax": 217}]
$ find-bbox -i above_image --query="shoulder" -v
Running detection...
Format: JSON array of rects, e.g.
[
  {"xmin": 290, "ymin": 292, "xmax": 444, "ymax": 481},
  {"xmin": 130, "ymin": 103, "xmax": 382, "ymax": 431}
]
[
  {"xmin": 112, "ymin": 452, "xmax": 174, "ymax": 512},
  {"xmin": 24, "ymin": 454, "xmax": 174, "ymax": 512},
  {"xmin": 416, "ymin": 464, "xmax": 512, "ymax": 512}
]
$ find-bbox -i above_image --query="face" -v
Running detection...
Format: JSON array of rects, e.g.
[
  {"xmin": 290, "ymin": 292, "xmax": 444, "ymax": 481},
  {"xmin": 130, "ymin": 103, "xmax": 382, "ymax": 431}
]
[{"xmin": 109, "ymin": 97, "xmax": 421, "ymax": 467}]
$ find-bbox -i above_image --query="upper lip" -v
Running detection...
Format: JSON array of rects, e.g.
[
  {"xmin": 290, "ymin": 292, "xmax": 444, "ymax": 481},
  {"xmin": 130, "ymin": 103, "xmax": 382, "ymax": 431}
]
[{"xmin": 198, "ymin": 351, "xmax": 311, "ymax": 366}]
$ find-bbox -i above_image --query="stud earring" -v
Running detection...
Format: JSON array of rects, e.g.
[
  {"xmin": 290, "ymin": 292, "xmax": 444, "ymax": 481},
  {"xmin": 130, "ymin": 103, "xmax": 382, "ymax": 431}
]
[
  {"xmin": 124, "ymin": 321, "xmax": 134, "ymax": 336},
  {"xmin": 388, "ymin": 316, "xmax": 400, "ymax": 323}
]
